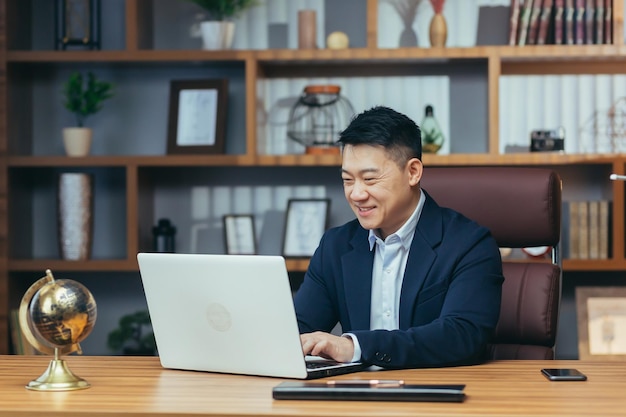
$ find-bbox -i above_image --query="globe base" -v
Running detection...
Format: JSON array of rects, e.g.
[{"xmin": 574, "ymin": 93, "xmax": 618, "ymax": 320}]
[{"xmin": 26, "ymin": 359, "xmax": 90, "ymax": 391}]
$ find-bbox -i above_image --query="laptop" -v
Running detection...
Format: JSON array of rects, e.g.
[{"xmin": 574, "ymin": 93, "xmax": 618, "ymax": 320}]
[{"xmin": 136, "ymin": 253, "xmax": 367, "ymax": 379}]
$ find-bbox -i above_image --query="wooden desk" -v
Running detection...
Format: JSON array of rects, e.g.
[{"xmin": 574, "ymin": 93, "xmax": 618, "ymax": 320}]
[{"xmin": 0, "ymin": 355, "xmax": 624, "ymax": 416}]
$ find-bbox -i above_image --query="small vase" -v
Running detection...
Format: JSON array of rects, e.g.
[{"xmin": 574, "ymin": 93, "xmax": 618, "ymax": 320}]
[
  {"xmin": 200, "ymin": 21, "xmax": 235, "ymax": 50},
  {"xmin": 58, "ymin": 173, "xmax": 94, "ymax": 260},
  {"xmin": 298, "ymin": 10, "xmax": 317, "ymax": 49},
  {"xmin": 398, "ymin": 26, "xmax": 418, "ymax": 47},
  {"xmin": 429, "ymin": 13, "xmax": 447, "ymax": 47},
  {"xmin": 62, "ymin": 127, "xmax": 92, "ymax": 157}
]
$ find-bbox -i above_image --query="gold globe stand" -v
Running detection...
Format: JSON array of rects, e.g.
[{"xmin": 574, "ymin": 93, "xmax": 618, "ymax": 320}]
[
  {"xmin": 19, "ymin": 269, "xmax": 91, "ymax": 391},
  {"xmin": 25, "ymin": 347, "xmax": 90, "ymax": 391}
]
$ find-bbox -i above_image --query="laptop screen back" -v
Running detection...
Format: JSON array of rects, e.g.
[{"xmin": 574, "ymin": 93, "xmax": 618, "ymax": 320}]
[{"xmin": 137, "ymin": 253, "xmax": 309, "ymax": 379}]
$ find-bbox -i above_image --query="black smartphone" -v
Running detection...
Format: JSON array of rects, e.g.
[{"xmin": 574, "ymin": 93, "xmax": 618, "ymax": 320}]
[{"xmin": 541, "ymin": 368, "xmax": 587, "ymax": 381}]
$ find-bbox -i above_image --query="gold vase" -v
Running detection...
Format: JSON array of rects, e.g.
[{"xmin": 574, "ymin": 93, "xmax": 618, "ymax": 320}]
[{"xmin": 429, "ymin": 13, "xmax": 447, "ymax": 48}]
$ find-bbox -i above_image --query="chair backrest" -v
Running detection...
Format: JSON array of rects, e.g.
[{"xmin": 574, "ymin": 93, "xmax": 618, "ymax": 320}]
[{"xmin": 421, "ymin": 167, "xmax": 562, "ymax": 360}]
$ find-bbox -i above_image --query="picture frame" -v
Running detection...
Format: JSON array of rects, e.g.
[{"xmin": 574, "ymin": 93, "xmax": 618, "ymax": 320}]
[
  {"xmin": 576, "ymin": 286, "xmax": 626, "ymax": 360},
  {"xmin": 282, "ymin": 198, "xmax": 330, "ymax": 258},
  {"xmin": 223, "ymin": 215, "xmax": 257, "ymax": 255},
  {"xmin": 167, "ymin": 79, "xmax": 228, "ymax": 155}
]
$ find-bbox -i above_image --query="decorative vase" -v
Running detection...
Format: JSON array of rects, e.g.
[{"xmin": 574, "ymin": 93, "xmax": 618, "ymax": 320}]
[
  {"xmin": 420, "ymin": 104, "xmax": 444, "ymax": 153},
  {"xmin": 62, "ymin": 127, "xmax": 92, "ymax": 157},
  {"xmin": 58, "ymin": 173, "xmax": 94, "ymax": 260},
  {"xmin": 200, "ymin": 21, "xmax": 235, "ymax": 50},
  {"xmin": 399, "ymin": 26, "xmax": 418, "ymax": 47},
  {"xmin": 298, "ymin": 10, "xmax": 317, "ymax": 49},
  {"xmin": 429, "ymin": 12, "xmax": 447, "ymax": 47}
]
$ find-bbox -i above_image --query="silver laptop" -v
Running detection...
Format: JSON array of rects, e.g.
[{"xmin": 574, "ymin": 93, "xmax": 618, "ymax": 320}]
[{"xmin": 137, "ymin": 253, "xmax": 366, "ymax": 379}]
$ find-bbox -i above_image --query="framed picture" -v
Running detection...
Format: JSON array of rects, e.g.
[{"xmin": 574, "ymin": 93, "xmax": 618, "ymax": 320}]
[
  {"xmin": 167, "ymin": 79, "xmax": 228, "ymax": 155},
  {"xmin": 576, "ymin": 286, "xmax": 626, "ymax": 360},
  {"xmin": 282, "ymin": 198, "xmax": 330, "ymax": 258},
  {"xmin": 223, "ymin": 215, "xmax": 256, "ymax": 255}
]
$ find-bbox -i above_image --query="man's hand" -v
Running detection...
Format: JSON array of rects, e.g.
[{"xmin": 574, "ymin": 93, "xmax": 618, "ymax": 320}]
[{"xmin": 300, "ymin": 331, "xmax": 355, "ymax": 363}]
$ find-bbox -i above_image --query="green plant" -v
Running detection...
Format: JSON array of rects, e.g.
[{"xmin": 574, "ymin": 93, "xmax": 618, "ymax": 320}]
[
  {"xmin": 185, "ymin": 0, "xmax": 261, "ymax": 21},
  {"xmin": 107, "ymin": 310, "xmax": 157, "ymax": 356},
  {"xmin": 62, "ymin": 72, "xmax": 114, "ymax": 128}
]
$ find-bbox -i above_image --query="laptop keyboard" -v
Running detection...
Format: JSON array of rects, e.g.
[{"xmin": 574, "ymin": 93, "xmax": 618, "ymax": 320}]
[{"xmin": 305, "ymin": 359, "xmax": 345, "ymax": 370}]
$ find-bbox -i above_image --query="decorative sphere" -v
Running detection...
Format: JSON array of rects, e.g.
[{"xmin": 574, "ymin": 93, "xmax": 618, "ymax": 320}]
[
  {"xmin": 28, "ymin": 279, "xmax": 97, "ymax": 348},
  {"xmin": 326, "ymin": 31, "xmax": 349, "ymax": 49}
]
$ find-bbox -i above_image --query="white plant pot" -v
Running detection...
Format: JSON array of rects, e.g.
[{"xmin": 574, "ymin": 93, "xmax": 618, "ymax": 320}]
[
  {"xmin": 200, "ymin": 21, "xmax": 235, "ymax": 50},
  {"xmin": 63, "ymin": 127, "xmax": 93, "ymax": 157}
]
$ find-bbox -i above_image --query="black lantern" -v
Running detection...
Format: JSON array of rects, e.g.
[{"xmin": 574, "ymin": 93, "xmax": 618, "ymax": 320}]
[{"xmin": 55, "ymin": 0, "xmax": 101, "ymax": 50}]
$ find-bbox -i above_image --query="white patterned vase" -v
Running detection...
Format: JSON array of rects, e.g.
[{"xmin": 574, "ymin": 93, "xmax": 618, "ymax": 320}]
[{"xmin": 58, "ymin": 173, "xmax": 94, "ymax": 260}]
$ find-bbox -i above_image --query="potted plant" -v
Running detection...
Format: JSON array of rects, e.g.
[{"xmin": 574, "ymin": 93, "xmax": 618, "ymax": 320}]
[
  {"xmin": 184, "ymin": 0, "xmax": 261, "ymax": 49},
  {"xmin": 62, "ymin": 71, "xmax": 114, "ymax": 156},
  {"xmin": 107, "ymin": 310, "xmax": 157, "ymax": 356}
]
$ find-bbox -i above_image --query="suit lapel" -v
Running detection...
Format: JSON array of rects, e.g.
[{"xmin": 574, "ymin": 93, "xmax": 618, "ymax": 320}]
[
  {"xmin": 343, "ymin": 228, "xmax": 374, "ymax": 331},
  {"xmin": 398, "ymin": 191, "xmax": 443, "ymax": 329}
]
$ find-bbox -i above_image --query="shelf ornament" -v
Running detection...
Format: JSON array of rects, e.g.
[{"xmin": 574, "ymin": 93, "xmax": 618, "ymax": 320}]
[
  {"xmin": 183, "ymin": 0, "xmax": 262, "ymax": 49},
  {"xmin": 383, "ymin": 0, "xmax": 426, "ymax": 47},
  {"xmin": 19, "ymin": 269, "xmax": 97, "ymax": 391},
  {"xmin": 55, "ymin": 0, "xmax": 101, "ymax": 50},
  {"xmin": 61, "ymin": 71, "xmax": 114, "ymax": 156},
  {"xmin": 429, "ymin": 0, "xmax": 447, "ymax": 47},
  {"xmin": 286, "ymin": 85, "xmax": 355, "ymax": 155}
]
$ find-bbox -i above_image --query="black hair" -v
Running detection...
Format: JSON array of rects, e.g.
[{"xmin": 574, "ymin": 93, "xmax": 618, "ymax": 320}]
[{"xmin": 337, "ymin": 106, "xmax": 422, "ymax": 165}]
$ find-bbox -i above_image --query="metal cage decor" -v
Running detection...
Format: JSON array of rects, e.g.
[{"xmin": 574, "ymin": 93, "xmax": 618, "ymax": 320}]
[
  {"xmin": 287, "ymin": 85, "xmax": 355, "ymax": 155},
  {"xmin": 55, "ymin": 0, "xmax": 101, "ymax": 50}
]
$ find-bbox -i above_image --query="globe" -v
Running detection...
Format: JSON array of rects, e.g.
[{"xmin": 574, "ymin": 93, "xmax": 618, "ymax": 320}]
[
  {"xmin": 28, "ymin": 278, "xmax": 97, "ymax": 350},
  {"xmin": 18, "ymin": 269, "xmax": 97, "ymax": 391}
]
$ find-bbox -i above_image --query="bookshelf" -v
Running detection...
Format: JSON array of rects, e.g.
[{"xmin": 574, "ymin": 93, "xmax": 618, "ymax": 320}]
[{"xmin": 0, "ymin": 0, "xmax": 625, "ymax": 354}]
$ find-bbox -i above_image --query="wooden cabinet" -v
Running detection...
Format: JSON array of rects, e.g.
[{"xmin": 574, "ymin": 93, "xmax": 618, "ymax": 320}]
[{"xmin": 0, "ymin": 0, "xmax": 625, "ymax": 354}]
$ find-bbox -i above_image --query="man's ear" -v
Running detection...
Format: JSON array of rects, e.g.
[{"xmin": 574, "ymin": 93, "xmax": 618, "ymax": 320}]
[{"xmin": 407, "ymin": 158, "xmax": 423, "ymax": 186}]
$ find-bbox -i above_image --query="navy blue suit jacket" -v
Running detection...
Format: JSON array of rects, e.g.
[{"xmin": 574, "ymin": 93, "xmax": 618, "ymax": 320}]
[{"xmin": 294, "ymin": 190, "xmax": 504, "ymax": 369}]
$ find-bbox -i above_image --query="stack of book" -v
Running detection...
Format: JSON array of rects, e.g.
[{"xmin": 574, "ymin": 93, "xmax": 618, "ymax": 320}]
[
  {"xmin": 509, "ymin": 0, "xmax": 613, "ymax": 46},
  {"xmin": 562, "ymin": 200, "xmax": 611, "ymax": 260}
]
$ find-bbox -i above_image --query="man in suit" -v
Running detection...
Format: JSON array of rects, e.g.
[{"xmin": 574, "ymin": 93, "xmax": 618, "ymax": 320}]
[{"xmin": 295, "ymin": 106, "xmax": 504, "ymax": 369}]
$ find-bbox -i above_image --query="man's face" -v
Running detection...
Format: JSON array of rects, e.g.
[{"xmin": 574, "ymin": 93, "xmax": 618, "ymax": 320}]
[{"xmin": 341, "ymin": 144, "xmax": 422, "ymax": 239}]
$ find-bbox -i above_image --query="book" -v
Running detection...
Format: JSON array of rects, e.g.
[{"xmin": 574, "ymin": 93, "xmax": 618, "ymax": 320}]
[
  {"xmin": 527, "ymin": 0, "xmax": 544, "ymax": 44},
  {"xmin": 560, "ymin": 201, "xmax": 570, "ymax": 259},
  {"xmin": 574, "ymin": 0, "xmax": 585, "ymax": 44},
  {"xmin": 604, "ymin": 0, "xmax": 612, "ymax": 44},
  {"xmin": 565, "ymin": 0, "xmax": 575, "ymax": 44},
  {"xmin": 517, "ymin": 0, "xmax": 535, "ymax": 45},
  {"xmin": 585, "ymin": 0, "xmax": 595, "ymax": 44},
  {"xmin": 599, "ymin": 199, "xmax": 610, "ymax": 259},
  {"xmin": 536, "ymin": 0, "xmax": 554, "ymax": 44},
  {"xmin": 568, "ymin": 200, "xmax": 579, "ymax": 259},
  {"xmin": 595, "ymin": 0, "xmax": 604, "ymax": 44},
  {"xmin": 509, "ymin": 0, "xmax": 523, "ymax": 45},
  {"xmin": 578, "ymin": 200, "xmax": 589, "ymax": 259},
  {"xmin": 554, "ymin": 0, "xmax": 565, "ymax": 44},
  {"xmin": 588, "ymin": 200, "xmax": 599, "ymax": 259}
]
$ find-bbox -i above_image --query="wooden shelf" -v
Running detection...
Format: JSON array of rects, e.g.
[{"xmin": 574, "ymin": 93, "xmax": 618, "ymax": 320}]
[
  {"xmin": 7, "ymin": 45, "xmax": 626, "ymax": 65},
  {"xmin": 7, "ymin": 259, "xmax": 138, "ymax": 272},
  {"xmin": 6, "ymin": 153, "xmax": 622, "ymax": 168}
]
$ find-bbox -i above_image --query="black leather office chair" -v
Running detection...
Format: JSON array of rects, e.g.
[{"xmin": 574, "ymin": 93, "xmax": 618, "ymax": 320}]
[{"xmin": 421, "ymin": 167, "xmax": 562, "ymax": 360}]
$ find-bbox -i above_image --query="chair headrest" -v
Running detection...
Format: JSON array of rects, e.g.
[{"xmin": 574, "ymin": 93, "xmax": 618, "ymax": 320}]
[{"xmin": 421, "ymin": 167, "xmax": 562, "ymax": 248}]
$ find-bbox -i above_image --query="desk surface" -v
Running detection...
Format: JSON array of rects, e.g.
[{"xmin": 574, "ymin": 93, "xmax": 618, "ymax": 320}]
[{"xmin": 0, "ymin": 355, "xmax": 624, "ymax": 417}]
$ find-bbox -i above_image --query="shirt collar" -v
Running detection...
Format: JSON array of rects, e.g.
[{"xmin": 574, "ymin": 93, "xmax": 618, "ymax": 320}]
[{"xmin": 368, "ymin": 190, "xmax": 426, "ymax": 251}]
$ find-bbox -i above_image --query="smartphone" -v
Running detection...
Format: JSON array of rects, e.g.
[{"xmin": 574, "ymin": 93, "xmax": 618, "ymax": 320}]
[{"xmin": 541, "ymin": 368, "xmax": 587, "ymax": 381}]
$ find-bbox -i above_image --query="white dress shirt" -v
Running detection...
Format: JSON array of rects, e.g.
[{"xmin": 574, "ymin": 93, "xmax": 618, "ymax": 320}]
[{"xmin": 344, "ymin": 190, "xmax": 426, "ymax": 362}]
